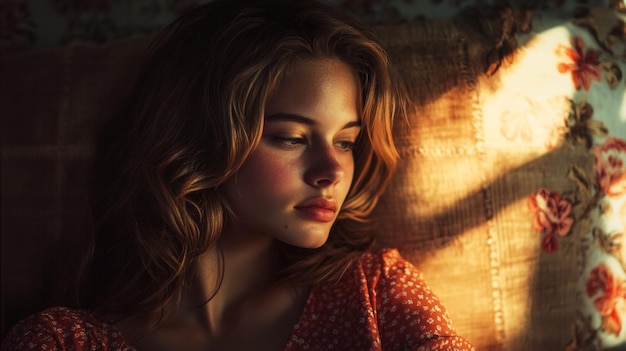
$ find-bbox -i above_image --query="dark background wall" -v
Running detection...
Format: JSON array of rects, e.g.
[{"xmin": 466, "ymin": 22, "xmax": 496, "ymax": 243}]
[{"xmin": 1, "ymin": 0, "xmax": 611, "ymax": 51}]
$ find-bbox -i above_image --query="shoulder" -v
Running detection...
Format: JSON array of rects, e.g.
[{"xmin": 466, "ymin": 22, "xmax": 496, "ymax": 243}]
[
  {"xmin": 1, "ymin": 307, "xmax": 133, "ymax": 351},
  {"xmin": 354, "ymin": 248, "xmax": 444, "ymax": 318},
  {"xmin": 354, "ymin": 248, "xmax": 423, "ymax": 287},
  {"xmin": 354, "ymin": 248, "xmax": 475, "ymax": 351},
  {"xmin": 354, "ymin": 248, "xmax": 441, "ymax": 305},
  {"xmin": 356, "ymin": 247, "xmax": 413, "ymax": 273}
]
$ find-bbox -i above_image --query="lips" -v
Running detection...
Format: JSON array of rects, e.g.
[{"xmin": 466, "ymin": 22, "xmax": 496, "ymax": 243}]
[{"xmin": 294, "ymin": 198, "xmax": 337, "ymax": 222}]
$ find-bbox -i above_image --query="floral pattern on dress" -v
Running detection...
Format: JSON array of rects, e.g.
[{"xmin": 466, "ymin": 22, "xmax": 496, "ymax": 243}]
[{"xmin": 1, "ymin": 250, "xmax": 475, "ymax": 351}]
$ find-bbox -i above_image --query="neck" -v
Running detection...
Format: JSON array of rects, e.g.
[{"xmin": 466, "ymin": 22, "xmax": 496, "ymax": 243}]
[
  {"xmin": 179, "ymin": 225, "xmax": 281, "ymax": 335},
  {"xmin": 118, "ymin": 224, "xmax": 310, "ymax": 350}
]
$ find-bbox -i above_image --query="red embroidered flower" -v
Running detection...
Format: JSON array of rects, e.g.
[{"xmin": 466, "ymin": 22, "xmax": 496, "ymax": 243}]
[
  {"xmin": 541, "ymin": 233, "xmax": 559, "ymax": 253},
  {"xmin": 528, "ymin": 188, "xmax": 574, "ymax": 235},
  {"xmin": 595, "ymin": 137, "xmax": 626, "ymax": 198},
  {"xmin": 556, "ymin": 36, "xmax": 602, "ymax": 91},
  {"xmin": 528, "ymin": 188, "xmax": 574, "ymax": 253},
  {"xmin": 586, "ymin": 263, "xmax": 626, "ymax": 335}
]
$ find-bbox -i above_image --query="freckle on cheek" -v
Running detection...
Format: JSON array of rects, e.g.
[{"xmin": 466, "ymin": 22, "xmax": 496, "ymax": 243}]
[{"xmin": 284, "ymin": 225, "xmax": 289, "ymax": 229}]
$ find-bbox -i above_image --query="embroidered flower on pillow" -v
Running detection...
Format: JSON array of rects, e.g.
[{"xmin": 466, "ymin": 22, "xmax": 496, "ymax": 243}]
[
  {"xmin": 556, "ymin": 36, "xmax": 602, "ymax": 91},
  {"xmin": 528, "ymin": 188, "xmax": 574, "ymax": 253},
  {"xmin": 585, "ymin": 262, "xmax": 626, "ymax": 335},
  {"xmin": 594, "ymin": 137, "xmax": 626, "ymax": 198}
]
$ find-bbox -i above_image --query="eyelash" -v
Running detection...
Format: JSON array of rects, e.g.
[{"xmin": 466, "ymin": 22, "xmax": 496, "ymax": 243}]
[
  {"xmin": 336, "ymin": 140, "xmax": 356, "ymax": 151},
  {"xmin": 271, "ymin": 137, "xmax": 306, "ymax": 150},
  {"xmin": 269, "ymin": 137, "xmax": 356, "ymax": 152}
]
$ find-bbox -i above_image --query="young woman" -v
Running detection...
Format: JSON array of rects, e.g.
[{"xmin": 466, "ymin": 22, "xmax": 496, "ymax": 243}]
[{"xmin": 2, "ymin": 0, "xmax": 474, "ymax": 350}]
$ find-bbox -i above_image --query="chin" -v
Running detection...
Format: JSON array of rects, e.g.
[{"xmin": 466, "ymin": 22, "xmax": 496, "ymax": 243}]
[
  {"xmin": 286, "ymin": 237, "xmax": 328, "ymax": 250},
  {"xmin": 281, "ymin": 230, "xmax": 330, "ymax": 249},
  {"xmin": 303, "ymin": 239, "xmax": 328, "ymax": 249},
  {"xmin": 273, "ymin": 221, "xmax": 334, "ymax": 249}
]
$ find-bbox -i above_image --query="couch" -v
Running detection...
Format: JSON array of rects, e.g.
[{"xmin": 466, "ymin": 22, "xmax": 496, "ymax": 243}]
[{"xmin": 2, "ymin": 6, "xmax": 625, "ymax": 351}]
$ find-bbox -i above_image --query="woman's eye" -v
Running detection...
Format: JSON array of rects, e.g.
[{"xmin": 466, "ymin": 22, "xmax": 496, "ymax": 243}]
[
  {"xmin": 269, "ymin": 136, "xmax": 306, "ymax": 149},
  {"xmin": 336, "ymin": 140, "xmax": 356, "ymax": 151}
]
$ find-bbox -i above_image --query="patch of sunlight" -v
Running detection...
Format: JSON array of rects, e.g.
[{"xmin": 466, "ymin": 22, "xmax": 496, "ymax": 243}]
[{"xmin": 479, "ymin": 25, "xmax": 577, "ymax": 167}]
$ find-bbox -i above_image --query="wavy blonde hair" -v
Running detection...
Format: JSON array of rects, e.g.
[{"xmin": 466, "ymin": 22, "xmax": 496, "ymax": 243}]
[{"xmin": 80, "ymin": 0, "xmax": 409, "ymax": 329}]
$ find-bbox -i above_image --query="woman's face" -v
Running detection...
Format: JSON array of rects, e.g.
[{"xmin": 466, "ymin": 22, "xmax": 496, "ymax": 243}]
[{"xmin": 222, "ymin": 58, "xmax": 361, "ymax": 248}]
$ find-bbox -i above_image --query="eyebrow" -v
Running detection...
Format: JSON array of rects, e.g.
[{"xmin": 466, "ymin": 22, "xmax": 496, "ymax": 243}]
[{"xmin": 265, "ymin": 113, "xmax": 361, "ymax": 129}]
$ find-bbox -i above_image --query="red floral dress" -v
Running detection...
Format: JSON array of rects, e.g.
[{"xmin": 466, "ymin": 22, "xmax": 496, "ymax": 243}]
[{"xmin": 2, "ymin": 249, "xmax": 474, "ymax": 351}]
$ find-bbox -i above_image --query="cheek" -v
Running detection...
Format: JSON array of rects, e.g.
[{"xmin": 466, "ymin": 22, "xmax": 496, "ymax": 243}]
[{"xmin": 237, "ymin": 150, "xmax": 299, "ymax": 192}]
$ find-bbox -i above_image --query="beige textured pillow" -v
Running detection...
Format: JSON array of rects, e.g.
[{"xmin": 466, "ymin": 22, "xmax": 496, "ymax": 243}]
[
  {"xmin": 373, "ymin": 19, "xmax": 505, "ymax": 350},
  {"xmin": 371, "ymin": 10, "xmax": 621, "ymax": 351}
]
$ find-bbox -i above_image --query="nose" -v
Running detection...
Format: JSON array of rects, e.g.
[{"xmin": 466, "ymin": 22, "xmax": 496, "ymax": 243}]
[{"xmin": 304, "ymin": 144, "xmax": 345, "ymax": 188}]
